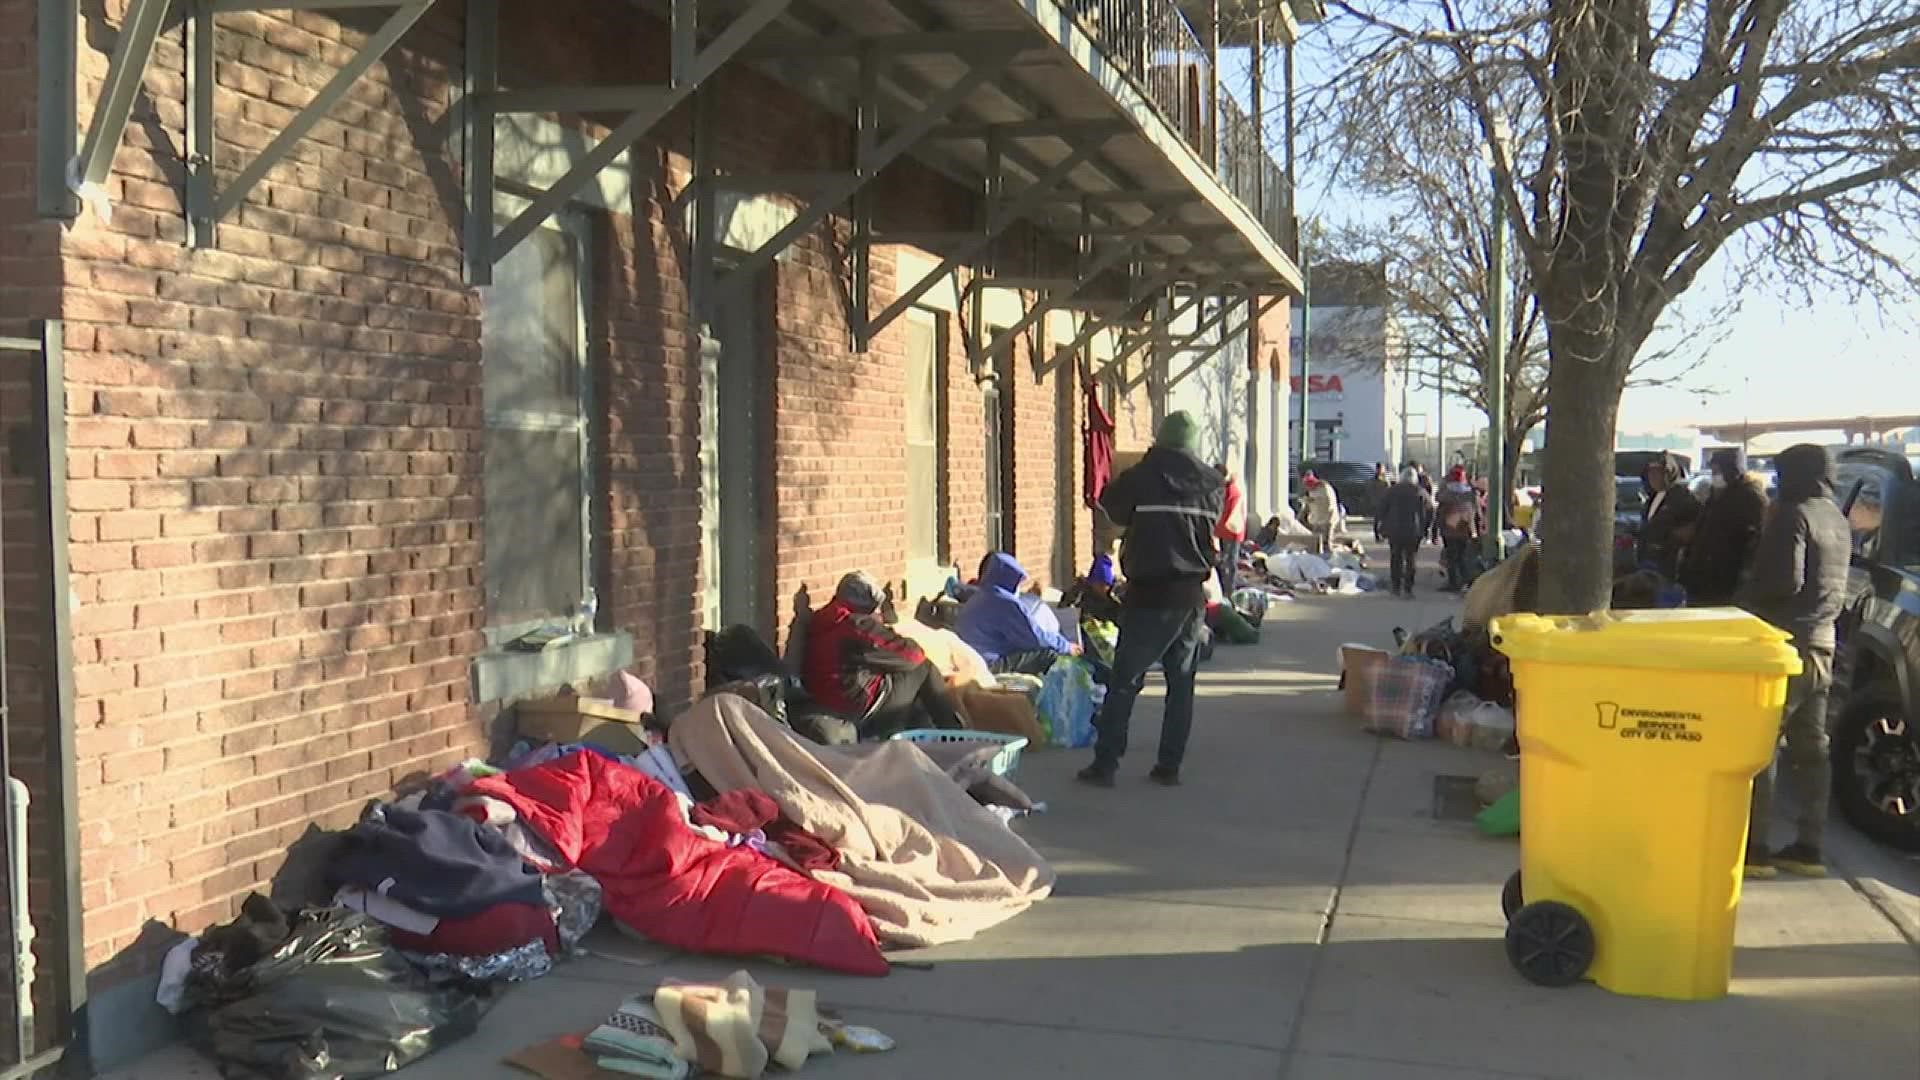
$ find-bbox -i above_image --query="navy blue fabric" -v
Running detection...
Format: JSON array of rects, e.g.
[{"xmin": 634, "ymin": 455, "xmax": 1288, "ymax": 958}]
[
  {"xmin": 330, "ymin": 806, "xmax": 546, "ymax": 918},
  {"xmin": 956, "ymin": 553, "xmax": 1074, "ymax": 662}
]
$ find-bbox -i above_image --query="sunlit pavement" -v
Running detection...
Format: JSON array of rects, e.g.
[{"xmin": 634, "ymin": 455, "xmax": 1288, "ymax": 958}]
[{"xmin": 112, "ymin": 543, "xmax": 1920, "ymax": 1080}]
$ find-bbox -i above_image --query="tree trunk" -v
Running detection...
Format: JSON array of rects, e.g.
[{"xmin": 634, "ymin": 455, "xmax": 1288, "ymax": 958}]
[
  {"xmin": 1536, "ymin": 0, "xmax": 1642, "ymax": 614},
  {"xmin": 1502, "ymin": 424, "xmax": 1529, "ymax": 503},
  {"xmin": 1536, "ymin": 339, "xmax": 1623, "ymax": 613}
]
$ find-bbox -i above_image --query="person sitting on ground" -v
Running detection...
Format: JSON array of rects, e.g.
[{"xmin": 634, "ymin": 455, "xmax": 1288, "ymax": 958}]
[
  {"xmin": 1301, "ymin": 472, "xmax": 1340, "ymax": 556},
  {"xmin": 1378, "ymin": 466, "xmax": 1435, "ymax": 598},
  {"xmin": 1253, "ymin": 516, "xmax": 1284, "ymax": 550},
  {"xmin": 1435, "ymin": 466, "xmax": 1483, "ymax": 592},
  {"xmin": 1062, "ymin": 552, "xmax": 1126, "ymax": 624},
  {"xmin": 802, "ymin": 571, "xmax": 965, "ymax": 740},
  {"xmin": 955, "ymin": 552, "xmax": 1084, "ymax": 677},
  {"xmin": 1637, "ymin": 450, "xmax": 1700, "ymax": 580},
  {"xmin": 1679, "ymin": 448, "xmax": 1769, "ymax": 605}
]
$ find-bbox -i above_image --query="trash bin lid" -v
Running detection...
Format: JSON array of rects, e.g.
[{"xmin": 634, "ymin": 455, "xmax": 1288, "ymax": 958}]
[{"xmin": 1489, "ymin": 608, "xmax": 1803, "ymax": 675}]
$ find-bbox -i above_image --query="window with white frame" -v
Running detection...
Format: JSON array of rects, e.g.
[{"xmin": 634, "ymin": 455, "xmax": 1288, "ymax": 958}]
[
  {"xmin": 481, "ymin": 205, "xmax": 591, "ymax": 633},
  {"xmin": 904, "ymin": 309, "xmax": 943, "ymax": 569}
]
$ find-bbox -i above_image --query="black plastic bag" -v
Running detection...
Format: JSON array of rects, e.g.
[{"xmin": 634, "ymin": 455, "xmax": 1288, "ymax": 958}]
[{"xmin": 189, "ymin": 908, "xmax": 490, "ymax": 1079}]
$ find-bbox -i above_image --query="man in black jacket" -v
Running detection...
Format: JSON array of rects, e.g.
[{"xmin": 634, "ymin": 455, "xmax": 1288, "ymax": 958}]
[
  {"xmin": 1679, "ymin": 448, "xmax": 1769, "ymax": 604},
  {"xmin": 1078, "ymin": 411, "xmax": 1224, "ymax": 788},
  {"xmin": 1742, "ymin": 444, "xmax": 1851, "ymax": 878},
  {"xmin": 1638, "ymin": 451, "xmax": 1700, "ymax": 580},
  {"xmin": 1378, "ymin": 466, "xmax": 1435, "ymax": 596}
]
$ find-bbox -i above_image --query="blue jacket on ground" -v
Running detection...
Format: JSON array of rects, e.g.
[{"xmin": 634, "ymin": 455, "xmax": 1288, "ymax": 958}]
[{"xmin": 956, "ymin": 553, "xmax": 1074, "ymax": 662}]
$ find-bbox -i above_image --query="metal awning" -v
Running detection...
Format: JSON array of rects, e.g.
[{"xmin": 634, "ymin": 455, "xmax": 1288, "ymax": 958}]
[{"xmin": 58, "ymin": 0, "xmax": 1301, "ymax": 368}]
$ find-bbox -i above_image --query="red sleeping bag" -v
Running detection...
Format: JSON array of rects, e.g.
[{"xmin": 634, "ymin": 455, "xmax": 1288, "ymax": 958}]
[{"xmin": 467, "ymin": 751, "xmax": 887, "ymax": 976}]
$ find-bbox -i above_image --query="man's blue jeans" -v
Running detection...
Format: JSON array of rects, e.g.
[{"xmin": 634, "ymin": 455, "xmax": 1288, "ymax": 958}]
[{"xmin": 1090, "ymin": 603, "xmax": 1206, "ymax": 772}]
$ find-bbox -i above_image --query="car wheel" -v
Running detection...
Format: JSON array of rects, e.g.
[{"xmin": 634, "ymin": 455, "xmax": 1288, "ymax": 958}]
[{"xmin": 1831, "ymin": 692, "xmax": 1920, "ymax": 853}]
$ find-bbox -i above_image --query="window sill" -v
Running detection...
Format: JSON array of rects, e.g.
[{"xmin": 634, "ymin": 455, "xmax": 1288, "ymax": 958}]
[{"xmin": 471, "ymin": 630, "xmax": 635, "ymax": 706}]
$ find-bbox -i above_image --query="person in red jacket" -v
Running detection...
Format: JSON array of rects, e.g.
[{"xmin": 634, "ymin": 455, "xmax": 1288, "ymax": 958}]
[
  {"xmin": 801, "ymin": 571, "xmax": 964, "ymax": 739},
  {"xmin": 1212, "ymin": 463, "xmax": 1246, "ymax": 596}
]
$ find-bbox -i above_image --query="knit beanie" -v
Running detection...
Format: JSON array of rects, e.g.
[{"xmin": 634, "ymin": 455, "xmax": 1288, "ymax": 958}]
[
  {"xmin": 1155, "ymin": 411, "xmax": 1199, "ymax": 451},
  {"xmin": 1088, "ymin": 554, "xmax": 1116, "ymax": 586}
]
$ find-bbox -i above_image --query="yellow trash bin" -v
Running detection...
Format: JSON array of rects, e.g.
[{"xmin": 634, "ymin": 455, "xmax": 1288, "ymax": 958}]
[{"xmin": 1489, "ymin": 608, "xmax": 1803, "ymax": 1000}]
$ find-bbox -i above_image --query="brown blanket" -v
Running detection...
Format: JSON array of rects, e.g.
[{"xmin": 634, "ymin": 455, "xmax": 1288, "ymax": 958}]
[{"xmin": 669, "ymin": 694, "xmax": 1053, "ymax": 948}]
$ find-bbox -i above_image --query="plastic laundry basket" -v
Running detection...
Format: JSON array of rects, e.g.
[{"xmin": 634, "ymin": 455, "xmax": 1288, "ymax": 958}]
[
  {"xmin": 889, "ymin": 729, "xmax": 1027, "ymax": 778},
  {"xmin": 1489, "ymin": 608, "xmax": 1801, "ymax": 1000}
]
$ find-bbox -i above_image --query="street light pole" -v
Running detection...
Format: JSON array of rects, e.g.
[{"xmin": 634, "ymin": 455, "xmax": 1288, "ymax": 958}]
[
  {"xmin": 1298, "ymin": 252, "xmax": 1312, "ymax": 473},
  {"xmin": 1484, "ymin": 116, "xmax": 1511, "ymax": 563}
]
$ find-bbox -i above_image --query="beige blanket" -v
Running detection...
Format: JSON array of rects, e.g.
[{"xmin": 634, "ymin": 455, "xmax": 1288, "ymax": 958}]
[{"xmin": 669, "ymin": 694, "xmax": 1053, "ymax": 948}]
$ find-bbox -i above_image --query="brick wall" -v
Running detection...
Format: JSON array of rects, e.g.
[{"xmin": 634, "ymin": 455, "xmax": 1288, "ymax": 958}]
[
  {"xmin": 50, "ymin": 0, "xmax": 1142, "ymax": 1010},
  {"xmin": 60, "ymin": 5, "xmax": 489, "ymax": 982},
  {"xmin": 1, "ymin": 0, "xmax": 75, "ymax": 1058}
]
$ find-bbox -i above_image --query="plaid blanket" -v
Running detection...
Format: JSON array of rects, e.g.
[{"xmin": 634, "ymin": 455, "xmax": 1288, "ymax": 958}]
[{"xmin": 1364, "ymin": 655, "xmax": 1453, "ymax": 739}]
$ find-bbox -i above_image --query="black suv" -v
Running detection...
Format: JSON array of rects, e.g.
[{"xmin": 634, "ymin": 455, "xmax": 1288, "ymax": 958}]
[{"xmin": 1830, "ymin": 448, "xmax": 1920, "ymax": 851}]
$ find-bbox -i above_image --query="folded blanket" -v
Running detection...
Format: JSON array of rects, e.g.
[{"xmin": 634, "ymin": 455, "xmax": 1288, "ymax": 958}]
[
  {"xmin": 669, "ymin": 694, "xmax": 1053, "ymax": 947},
  {"xmin": 652, "ymin": 971, "xmax": 828, "ymax": 1079}
]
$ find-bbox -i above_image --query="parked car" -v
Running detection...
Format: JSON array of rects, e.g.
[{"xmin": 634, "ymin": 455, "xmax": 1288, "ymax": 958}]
[{"xmin": 1829, "ymin": 448, "xmax": 1920, "ymax": 851}]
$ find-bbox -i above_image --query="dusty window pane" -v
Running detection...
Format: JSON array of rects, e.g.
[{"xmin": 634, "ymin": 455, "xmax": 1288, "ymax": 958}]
[
  {"xmin": 905, "ymin": 314, "xmax": 940, "ymax": 562},
  {"xmin": 485, "ymin": 428, "xmax": 584, "ymax": 625},
  {"xmin": 481, "ymin": 217, "xmax": 584, "ymax": 627},
  {"xmin": 483, "ymin": 225, "xmax": 578, "ymax": 418}
]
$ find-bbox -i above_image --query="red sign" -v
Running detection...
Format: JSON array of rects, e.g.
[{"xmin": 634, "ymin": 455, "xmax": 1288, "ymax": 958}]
[{"xmin": 1289, "ymin": 374, "xmax": 1344, "ymax": 394}]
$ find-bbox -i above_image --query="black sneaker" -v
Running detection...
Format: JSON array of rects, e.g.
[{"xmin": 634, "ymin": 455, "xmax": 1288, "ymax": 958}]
[
  {"xmin": 1743, "ymin": 846, "xmax": 1777, "ymax": 880},
  {"xmin": 1770, "ymin": 843, "xmax": 1826, "ymax": 878},
  {"xmin": 1076, "ymin": 764, "xmax": 1116, "ymax": 788},
  {"xmin": 1147, "ymin": 765, "xmax": 1182, "ymax": 787}
]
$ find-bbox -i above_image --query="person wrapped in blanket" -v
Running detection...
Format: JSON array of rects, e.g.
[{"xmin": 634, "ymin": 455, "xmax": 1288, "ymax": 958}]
[
  {"xmin": 801, "ymin": 571, "xmax": 966, "ymax": 740},
  {"xmin": 956, "ymin": 552, "xmax": 1110, "ymax": 683}
]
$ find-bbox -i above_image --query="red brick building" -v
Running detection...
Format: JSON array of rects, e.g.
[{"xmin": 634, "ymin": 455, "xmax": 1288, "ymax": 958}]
[{"xmin": 1, "ymin": 0, "xmax": 1308, "ymax": 1067}]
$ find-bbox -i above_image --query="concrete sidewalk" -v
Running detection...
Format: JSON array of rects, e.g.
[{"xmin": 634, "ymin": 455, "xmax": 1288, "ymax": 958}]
[{"xmin": 114, "ymin": 582, "xmax": 1920, "ymax": 1080}]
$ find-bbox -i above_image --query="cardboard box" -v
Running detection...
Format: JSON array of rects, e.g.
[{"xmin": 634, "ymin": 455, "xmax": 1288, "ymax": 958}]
[
  {"xmin": 1339, "ymin": 644, "xmax": 1393, "ymax": 718},
  {"xmin": 515, "ymin": 692, "xmax": 647, "ymax": 754}
]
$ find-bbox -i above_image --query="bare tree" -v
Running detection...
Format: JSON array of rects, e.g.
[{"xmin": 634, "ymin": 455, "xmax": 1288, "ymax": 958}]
[{"xmin": 1289, "ymin": 0, "xmax": 1920, "ymax": 610}]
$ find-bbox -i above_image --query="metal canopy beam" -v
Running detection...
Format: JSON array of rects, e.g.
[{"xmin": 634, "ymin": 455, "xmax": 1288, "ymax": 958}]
[
  {"xmin": 862, "ymin": 135, "xmax": 1111, "ymax": 344},
  {"xmin": 1040, "ymin": 266, "xmax": 1181, "ymax": 379},
  {"xmin": 738, "ymin": 29, "xmax": 1042, "ymax": 59},
  {"xmin": 468, "ymin": 0, "xmax": 792, "ymax": 282},
  {"xmin": 1105, "ymin": 286, "xmax": 1218, "ymax": 375},
  {"xmin": 69, "ymin": 0, "xmax": 173, "ymax": 197},
  {"xmin": 972, "ymin": 201, "xmax": 1183, "ymax": 369},
  {"xmin": 701, "ymin": 48, "xmax": 1016, "ymax": 318},
  {"xmin": 492, "ymin": 86, "xmax": 670, "ymax": 113},
  {"xmin": 1163, "ymin": 295, "xmax": 1283, "ymax": 389},
  {"xmin": 927, "ymin": 119, "xmax": 1131, "ymax": 141},
  {"xmin": 206, "ymin": 1, "xmax": 436, "ymax": 227}
]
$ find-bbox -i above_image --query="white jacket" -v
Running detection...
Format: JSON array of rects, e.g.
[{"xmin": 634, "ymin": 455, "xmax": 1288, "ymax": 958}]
[{"xmin": 1304, "ymin": 484, "xmax": 1339, "ymax": 528}]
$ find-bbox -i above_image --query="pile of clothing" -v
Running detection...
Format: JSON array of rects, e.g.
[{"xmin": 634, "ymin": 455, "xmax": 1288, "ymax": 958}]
[{"xmin": 158, "ymin": 669, "xmax": 1057, "ymax": 1079}]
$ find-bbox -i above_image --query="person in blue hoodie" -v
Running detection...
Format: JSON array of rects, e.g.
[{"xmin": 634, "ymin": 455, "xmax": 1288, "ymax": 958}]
[{"xmin": 956, "ymin": 552, "xmax": 1083, "ymax": 677}]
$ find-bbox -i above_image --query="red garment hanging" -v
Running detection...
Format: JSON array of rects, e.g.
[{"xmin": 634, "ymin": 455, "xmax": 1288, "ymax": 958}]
[{"xmin": 1083, "ymin": 377, "xmax": 1115, "ymax": 509}]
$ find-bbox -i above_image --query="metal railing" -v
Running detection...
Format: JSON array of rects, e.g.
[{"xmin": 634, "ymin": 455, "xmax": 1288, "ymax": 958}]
[{"xmin": 1070, "ymin": 1, "xmax": 1293, "ymax": 254}]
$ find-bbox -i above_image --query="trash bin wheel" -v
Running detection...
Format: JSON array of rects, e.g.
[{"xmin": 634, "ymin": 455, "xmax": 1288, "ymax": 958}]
[
  {"xmin": 1500, "ymin": 871, "xmax": 1523, "ymax": 921},
  {"xmin": 1505, "ymin": 901, "xmax": 1594, "ymax": 988}
]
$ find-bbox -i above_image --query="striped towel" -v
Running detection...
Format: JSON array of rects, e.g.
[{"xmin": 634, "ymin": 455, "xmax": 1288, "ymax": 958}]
[{"xmin": 652, "ymin": 971, "xmax": 831, "ymax": 1079}]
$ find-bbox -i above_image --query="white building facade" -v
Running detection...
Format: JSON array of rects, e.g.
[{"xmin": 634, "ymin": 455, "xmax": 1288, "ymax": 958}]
[{"xmin": 1284, "ymin": 262, "xmax": 1408, "ymax": 476}]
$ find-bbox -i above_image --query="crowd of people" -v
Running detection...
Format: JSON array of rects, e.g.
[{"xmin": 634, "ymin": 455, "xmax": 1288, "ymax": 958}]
[
  {"xmin": 1626, "ymin": 445, "xmax": 1848, "ymax": 879},
  {"xmin": 796, "ymin": 405, "xmax": 1850, "ymax": 883}
]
